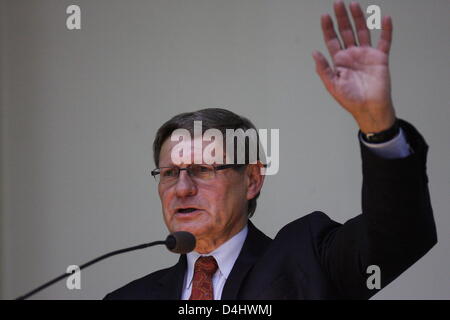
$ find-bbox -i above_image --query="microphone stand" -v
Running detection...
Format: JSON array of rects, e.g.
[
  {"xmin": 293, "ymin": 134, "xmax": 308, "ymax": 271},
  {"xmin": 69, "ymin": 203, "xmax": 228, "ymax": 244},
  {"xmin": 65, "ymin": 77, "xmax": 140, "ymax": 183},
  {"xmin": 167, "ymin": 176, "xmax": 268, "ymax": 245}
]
[{"xmin": 16, "ymin": 240, "xmax": 166, "ymax": 300}]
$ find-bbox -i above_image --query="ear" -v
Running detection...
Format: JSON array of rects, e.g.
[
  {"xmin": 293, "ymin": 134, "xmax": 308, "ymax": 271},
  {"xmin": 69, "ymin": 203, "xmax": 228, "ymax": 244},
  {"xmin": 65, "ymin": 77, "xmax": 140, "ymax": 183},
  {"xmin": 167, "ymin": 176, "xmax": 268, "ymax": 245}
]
[{"xmin": 245, "ymin": 162, "xmax": 265, "ymax": 201}]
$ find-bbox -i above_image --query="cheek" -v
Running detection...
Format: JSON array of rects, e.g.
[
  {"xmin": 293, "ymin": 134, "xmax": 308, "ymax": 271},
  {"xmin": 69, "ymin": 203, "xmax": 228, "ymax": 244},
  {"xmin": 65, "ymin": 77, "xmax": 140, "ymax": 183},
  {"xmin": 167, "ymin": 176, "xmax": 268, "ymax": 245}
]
[
  {"xmin": 159, "ymin": 188, "xmax": 172, "ymax": 217},
  {"xmin": 224, "ymin": 174, "xmax": 247, "ymax": 198},
  {"xmin": 213, "ymin": 179, "xmax": 247, "ymax": 219}
]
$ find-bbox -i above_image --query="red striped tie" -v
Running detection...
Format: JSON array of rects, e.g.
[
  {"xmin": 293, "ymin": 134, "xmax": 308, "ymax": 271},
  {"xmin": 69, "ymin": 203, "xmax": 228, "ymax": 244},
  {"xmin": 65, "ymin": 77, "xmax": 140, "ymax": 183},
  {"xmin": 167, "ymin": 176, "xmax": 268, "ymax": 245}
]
[{"xmin": 189, "ymin": 256, "xmax": 218, "ymax": 300}]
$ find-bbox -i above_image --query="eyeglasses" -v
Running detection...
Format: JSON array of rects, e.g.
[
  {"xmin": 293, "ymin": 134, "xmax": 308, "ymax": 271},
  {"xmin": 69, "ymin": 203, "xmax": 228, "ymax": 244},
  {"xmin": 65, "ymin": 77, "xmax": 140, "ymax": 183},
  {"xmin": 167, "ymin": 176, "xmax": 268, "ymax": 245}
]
[{"xmin": 151, "ymin": 164, "xmax": 246, "ymax": 185}]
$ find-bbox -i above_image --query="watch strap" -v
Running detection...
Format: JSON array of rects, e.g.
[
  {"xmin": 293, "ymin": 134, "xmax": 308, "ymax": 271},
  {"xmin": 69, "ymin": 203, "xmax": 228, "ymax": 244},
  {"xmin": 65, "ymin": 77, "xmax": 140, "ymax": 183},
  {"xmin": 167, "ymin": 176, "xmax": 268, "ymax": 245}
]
[{"xmin": 361, "ymin": 120, "xmax": 400, "ymax": 144}]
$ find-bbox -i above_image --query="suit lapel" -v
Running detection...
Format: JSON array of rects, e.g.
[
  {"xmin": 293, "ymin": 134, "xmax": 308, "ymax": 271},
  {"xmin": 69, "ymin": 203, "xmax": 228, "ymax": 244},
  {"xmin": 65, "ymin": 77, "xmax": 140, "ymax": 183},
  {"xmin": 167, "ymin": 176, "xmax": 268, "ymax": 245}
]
[
  {"xmin": 221, "ymin": 221, "xmax": 272, "ymax": 299},
  {"xmin": 155, "ymin": 221, "xmax": 271, "ymax": 300},
  {"xmin": 156, "ymin": 254, "xmax": 187, "ymax": 299}
]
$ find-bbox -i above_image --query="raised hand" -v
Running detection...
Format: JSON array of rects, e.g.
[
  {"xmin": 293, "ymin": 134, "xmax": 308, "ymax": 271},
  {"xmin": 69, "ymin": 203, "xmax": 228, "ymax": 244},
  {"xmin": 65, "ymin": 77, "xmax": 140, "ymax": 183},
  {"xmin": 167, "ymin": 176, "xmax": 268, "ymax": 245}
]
[{"xmin": 313, "ymin": 1, "xmax": 396, "ymax": 133}]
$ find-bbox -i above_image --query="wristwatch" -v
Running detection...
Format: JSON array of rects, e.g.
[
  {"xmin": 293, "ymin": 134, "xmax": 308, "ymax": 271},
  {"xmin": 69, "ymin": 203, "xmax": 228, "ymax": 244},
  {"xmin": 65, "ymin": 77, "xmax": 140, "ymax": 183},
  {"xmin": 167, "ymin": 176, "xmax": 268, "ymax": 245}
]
[{"xmin": 361, "ymin": 119, "xmax": 400, "ymax": 144}]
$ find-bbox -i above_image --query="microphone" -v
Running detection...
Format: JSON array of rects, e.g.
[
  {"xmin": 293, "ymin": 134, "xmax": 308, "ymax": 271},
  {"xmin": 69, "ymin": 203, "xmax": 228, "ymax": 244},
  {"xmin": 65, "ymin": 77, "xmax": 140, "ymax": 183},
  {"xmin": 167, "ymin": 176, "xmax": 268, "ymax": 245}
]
[
  {"xmin": 165, "ymin": 231, "xmax": 196, "ymax": 254},
  {"xmin": 15, "ymin": 231, "xmax": 196, "ymax": 300}
]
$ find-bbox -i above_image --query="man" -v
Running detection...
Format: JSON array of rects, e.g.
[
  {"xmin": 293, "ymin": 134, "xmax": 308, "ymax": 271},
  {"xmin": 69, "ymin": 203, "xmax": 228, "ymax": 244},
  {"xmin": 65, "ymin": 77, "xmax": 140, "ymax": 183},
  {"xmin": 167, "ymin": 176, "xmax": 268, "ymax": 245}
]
[{"xmin": 105, "ymin": 1, "xmax": 436, "ymax": 299}]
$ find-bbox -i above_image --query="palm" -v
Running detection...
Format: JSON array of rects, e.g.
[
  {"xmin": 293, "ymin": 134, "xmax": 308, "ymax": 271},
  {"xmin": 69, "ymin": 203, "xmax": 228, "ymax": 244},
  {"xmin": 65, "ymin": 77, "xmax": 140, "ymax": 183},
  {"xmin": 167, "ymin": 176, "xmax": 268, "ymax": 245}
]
[
  {"xmin": 332, "ymin": 47, "xmax": 390, "ymax": 113},
  {"xmin": 313, "ymin": 1, "xmax": 396, "ymax": 133}
]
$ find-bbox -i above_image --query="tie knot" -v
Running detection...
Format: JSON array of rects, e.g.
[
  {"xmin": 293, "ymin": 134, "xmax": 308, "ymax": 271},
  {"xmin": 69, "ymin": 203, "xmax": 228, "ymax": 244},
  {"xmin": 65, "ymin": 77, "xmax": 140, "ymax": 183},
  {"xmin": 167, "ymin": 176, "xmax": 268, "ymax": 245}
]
[{"xmin": 194, "ymin": 256, "xmax": 218, "ymax": 275}]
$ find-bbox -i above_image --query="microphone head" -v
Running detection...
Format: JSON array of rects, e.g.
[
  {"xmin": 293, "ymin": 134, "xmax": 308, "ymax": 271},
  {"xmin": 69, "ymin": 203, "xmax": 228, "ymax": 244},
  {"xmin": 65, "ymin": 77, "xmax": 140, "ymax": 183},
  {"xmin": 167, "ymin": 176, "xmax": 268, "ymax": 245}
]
[{"xmin": 165, "ymin": 231, "xmax": 196, "ymax": 254}]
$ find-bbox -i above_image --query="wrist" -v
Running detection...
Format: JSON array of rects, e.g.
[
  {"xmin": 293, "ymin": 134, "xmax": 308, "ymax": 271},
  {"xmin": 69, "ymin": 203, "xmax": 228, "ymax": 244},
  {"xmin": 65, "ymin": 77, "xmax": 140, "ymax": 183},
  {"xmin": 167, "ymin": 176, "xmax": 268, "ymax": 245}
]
[
  {"xmin": 361, "ymin": 118, "xmax": 400, "ymax": 144},
  {"xmin": 354, "ymin": 104, "xmax": 396, "ymax": 134}
]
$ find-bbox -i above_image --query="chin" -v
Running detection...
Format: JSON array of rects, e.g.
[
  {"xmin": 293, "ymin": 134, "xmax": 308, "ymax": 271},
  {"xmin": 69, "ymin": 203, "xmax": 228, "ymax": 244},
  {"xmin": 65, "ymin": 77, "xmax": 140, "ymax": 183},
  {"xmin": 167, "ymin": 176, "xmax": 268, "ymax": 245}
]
[
  {"xmin": 171, "ymin": 223, "xmax": 209, "ymax": 239},
  {"xmin": 167, "ymin": 214, "xmax": 211, "ymax": 233}
]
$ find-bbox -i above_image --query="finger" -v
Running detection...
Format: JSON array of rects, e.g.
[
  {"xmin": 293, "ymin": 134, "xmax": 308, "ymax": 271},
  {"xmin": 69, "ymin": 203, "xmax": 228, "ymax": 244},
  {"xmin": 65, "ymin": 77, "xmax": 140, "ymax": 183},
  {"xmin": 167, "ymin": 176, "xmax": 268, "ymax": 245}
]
[
  {"xmin": 349, "ymin": 1, "xmax": 372, "ymax": 46},
  {"xmin": 377, "ymin": 16, "xmax": 393, "ymax": 54},
  {"xmin": 312, "ymin": 50, "xmax": 335, "ymax": 92},
  {"xmin": 334, "ymin": 0, "xmax": 357, "ymax": 48},
  {"xmin": 321, "ymin": 14, "xmax": 342, "ymax": 58}
]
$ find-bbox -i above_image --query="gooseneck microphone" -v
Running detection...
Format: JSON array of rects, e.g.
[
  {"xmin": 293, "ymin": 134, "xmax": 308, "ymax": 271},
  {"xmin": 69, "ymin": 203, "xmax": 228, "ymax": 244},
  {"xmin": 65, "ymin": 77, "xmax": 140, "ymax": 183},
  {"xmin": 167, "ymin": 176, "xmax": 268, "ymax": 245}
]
[
  {"xmin": 15, "ymin": 231, "xmax": 196, "ymax": 300},
  {"xmin": 165, "ymin": 231, "xmax": 196, "ymax": 254}
]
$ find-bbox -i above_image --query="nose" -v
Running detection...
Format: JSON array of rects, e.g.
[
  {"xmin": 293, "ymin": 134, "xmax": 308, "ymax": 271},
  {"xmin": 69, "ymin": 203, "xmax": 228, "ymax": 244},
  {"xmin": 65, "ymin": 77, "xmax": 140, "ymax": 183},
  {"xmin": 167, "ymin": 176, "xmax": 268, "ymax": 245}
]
[{"xmin": 174, "ymin": 170, "xmax": 198, "ymax": 198}]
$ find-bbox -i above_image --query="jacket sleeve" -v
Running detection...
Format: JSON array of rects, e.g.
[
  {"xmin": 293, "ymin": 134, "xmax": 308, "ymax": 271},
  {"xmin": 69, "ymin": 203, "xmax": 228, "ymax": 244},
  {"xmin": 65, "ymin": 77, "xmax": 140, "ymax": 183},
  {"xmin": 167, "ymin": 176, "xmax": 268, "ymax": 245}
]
[{"xmin": 313, "ymin": 119, "xmax": 437, "ymax": 299}]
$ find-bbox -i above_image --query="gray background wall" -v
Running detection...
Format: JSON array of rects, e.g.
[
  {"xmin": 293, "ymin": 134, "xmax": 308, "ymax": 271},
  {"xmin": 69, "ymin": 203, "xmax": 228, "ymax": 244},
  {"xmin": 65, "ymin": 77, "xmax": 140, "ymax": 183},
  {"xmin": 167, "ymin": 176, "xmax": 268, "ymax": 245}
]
[{"xmin": 1, "ymin": 0, "xmax": 449, "ymax": 299}]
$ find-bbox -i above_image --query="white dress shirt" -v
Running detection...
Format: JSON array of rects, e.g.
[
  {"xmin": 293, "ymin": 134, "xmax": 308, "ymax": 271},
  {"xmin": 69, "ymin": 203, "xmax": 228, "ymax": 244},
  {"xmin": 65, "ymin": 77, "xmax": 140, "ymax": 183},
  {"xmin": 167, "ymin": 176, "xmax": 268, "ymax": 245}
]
[
  {"xmin": 181, "ymin": 128, "xmax": 411, "ymax": 300},
  {"xmin": 181, "ymin": 225, "xmax": 248, "ymax": 300},
  {"xmin": 360, "ymin": 127, "xmax": 412, "ymax": 159}
]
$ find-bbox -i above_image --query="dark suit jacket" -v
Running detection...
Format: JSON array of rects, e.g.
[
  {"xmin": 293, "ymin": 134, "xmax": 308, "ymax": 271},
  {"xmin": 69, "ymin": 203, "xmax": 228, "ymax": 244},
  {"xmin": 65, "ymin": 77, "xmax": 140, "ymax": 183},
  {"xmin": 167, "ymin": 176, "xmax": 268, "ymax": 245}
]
[{"xmin": 105, "ymin": 120, "xmax": 437, "ymax": 300}]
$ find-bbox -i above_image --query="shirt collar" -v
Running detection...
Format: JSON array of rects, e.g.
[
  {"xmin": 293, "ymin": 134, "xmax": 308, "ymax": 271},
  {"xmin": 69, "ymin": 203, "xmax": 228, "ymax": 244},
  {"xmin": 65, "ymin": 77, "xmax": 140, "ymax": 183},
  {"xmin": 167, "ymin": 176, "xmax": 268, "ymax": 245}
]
[{"xmin": 185, "ymin": 224, "xmax": 248, "ymax": 290}]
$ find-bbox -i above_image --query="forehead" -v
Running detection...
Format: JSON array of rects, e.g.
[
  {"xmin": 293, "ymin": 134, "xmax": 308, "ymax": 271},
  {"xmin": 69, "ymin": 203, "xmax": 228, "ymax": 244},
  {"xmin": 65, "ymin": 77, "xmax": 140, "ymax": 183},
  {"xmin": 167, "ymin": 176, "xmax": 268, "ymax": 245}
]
[{"xmin": 159, "ymin": 137, "xmax": 223, "ymax": 166}]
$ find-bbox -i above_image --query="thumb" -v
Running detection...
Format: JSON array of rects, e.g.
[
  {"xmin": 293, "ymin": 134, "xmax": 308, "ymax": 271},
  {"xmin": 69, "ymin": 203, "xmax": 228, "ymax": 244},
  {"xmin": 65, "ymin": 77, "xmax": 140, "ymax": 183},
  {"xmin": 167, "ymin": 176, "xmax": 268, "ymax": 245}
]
[{"xmin": 312, "ymin": 50, "xmax": 335, "ymax": 93}]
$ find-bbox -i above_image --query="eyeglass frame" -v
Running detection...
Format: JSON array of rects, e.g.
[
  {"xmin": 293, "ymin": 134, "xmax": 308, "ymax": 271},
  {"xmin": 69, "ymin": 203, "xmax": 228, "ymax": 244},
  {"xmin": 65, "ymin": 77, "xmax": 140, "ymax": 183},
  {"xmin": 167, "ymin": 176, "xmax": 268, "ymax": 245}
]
[{"xmin": 150, "ymin": 164, "xmax": 248, "ymax": 184}]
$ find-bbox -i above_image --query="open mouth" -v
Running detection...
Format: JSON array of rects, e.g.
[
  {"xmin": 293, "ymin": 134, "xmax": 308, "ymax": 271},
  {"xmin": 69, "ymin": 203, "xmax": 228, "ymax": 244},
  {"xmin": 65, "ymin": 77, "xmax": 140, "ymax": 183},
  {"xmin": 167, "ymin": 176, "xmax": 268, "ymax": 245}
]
[{"xmin": 176, "ymin": 208, "xmax": 199, "ymax": 214}]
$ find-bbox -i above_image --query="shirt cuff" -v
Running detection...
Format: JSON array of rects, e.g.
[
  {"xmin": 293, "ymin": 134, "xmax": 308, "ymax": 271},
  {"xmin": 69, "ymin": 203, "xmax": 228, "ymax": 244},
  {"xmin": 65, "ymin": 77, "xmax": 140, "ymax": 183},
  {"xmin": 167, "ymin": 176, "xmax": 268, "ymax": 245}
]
[{"xmin": 359, "ymin": 127, "xmax": 412, "ymax": 159}]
